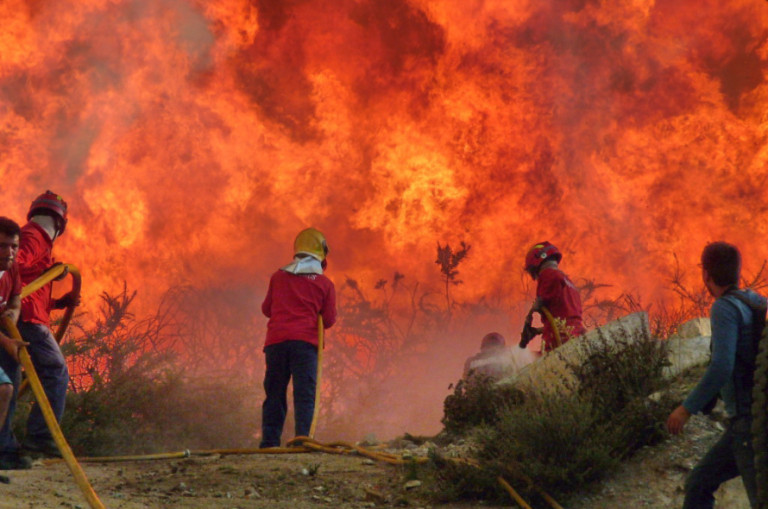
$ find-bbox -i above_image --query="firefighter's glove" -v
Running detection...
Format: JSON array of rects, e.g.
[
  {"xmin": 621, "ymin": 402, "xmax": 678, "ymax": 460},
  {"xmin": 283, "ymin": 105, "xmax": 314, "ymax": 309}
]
[
  {"xmin": 53, "ymin": 291, "xmax": 80, "ymax": 310},
  {"xmin": 519, "ymin": 323, "xmax": 541, "ymax": 349}
]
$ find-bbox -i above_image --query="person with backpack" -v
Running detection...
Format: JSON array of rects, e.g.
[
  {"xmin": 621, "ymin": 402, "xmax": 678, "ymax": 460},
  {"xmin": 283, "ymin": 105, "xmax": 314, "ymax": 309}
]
[
  {"xmin": 666, "ymin": 241, "xmax": 765, "ymax": 508},
  {"xmin": 259, "ymin": 228, "xmax": 336, "ymax": 448}
]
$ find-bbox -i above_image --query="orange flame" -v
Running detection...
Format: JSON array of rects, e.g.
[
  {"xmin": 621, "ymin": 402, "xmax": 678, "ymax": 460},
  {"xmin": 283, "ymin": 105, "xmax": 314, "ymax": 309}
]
[{"xmin": 1, "ymin": 0, "xmax": 767, "ymax": 435}]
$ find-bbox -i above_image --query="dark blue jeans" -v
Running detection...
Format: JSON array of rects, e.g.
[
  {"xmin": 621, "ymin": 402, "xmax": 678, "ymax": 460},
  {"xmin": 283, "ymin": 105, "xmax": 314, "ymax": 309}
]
[
  {"xmin": 0, "ymin": 347, "xmax": 21, "ymax": 454},
  {"xmin": 20, "ymin": 322, "xmax": 68, "ymax": 443},
  {"xmin": 260, "ymin": 340, "xmax": 317, "ymax": 448},
  {"xmin": 683, "ymin": 416, "xmax": 757, "ymax": 508}
]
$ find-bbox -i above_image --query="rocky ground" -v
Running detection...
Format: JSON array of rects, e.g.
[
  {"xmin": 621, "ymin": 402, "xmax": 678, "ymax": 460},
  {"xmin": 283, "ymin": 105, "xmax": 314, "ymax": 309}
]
[{"xmin": 0, "ymin": 410, "xmax": 751, "ymax": 509}]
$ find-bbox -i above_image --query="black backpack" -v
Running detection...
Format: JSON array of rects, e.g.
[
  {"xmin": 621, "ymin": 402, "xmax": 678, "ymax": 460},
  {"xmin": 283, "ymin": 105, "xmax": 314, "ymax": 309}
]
[{"xmin": 701, "ymin": 289, "xmax": 767, "ymax": 415}]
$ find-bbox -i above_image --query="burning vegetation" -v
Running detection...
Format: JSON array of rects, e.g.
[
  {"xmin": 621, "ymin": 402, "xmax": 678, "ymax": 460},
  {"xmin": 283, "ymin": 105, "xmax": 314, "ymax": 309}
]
[{"xmin": 0, "ymin": 1, "xmax": 768, "ymax": 504}]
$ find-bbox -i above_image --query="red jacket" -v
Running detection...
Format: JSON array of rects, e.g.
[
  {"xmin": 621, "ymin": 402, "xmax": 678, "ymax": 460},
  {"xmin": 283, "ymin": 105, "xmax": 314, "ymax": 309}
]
[
  {"xmin": 537, "ymin": 267, "xmax": 585, "ymax": 351},
  {"xmin": 0, "ymin": 264, "xmax": 22, "ymax": 314},
  {"xmin": 17, "ymin": 222, "xmax": 54, "ymax": 325},
  {"xmin": 261, "ymin": 270, "xmax": 336, "ymax": 349}
]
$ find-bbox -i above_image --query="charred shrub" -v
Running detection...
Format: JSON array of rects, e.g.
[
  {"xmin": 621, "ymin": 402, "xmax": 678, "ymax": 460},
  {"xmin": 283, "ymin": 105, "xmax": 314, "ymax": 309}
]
[{"xmin": 441, "ymin": 372, "xmax": 523, "ymax": 436}]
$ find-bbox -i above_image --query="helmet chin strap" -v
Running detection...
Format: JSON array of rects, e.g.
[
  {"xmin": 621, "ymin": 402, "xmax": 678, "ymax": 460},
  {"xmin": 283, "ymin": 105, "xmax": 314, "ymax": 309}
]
[{"xmin": 30, "ymin": 215, "xmax": 60, "ymax": 242}]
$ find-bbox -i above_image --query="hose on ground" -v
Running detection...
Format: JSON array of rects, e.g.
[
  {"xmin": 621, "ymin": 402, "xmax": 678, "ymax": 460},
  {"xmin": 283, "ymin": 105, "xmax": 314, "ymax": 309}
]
[
  {"xmin": 2, "ymin": 316, "xmax": 105, "ymax": 509},
  {"xmin": 45, "ymin": 436, "xmax": 563, "ymax": 508}
]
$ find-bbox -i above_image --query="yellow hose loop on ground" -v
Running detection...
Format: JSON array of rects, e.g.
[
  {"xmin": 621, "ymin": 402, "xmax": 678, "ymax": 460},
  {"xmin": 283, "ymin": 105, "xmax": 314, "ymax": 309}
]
[
  {"xmin": 540, "ymin": 306, "xmax": 562, "ymax": 351},
  {"xmin": 497, "ymin": 476, "xmax": 533, "ymax": 509},
  {"xmin": 42, "ymin": 436, "xmax": 560, "ymax": 508},
  {"xmin": 17, "ymin": 264, "xmax": 81, "ymax": 398},
  {"xmin": 44, "ymin": 447, "xmax": 313, "ymax": 465},
  {"xmin": 309, "ymin": 315, "xmax": 324, "ymax": 439},
  {"xmin": 2, "ymin": 317, "xmax": 105, "ymax": 509}
]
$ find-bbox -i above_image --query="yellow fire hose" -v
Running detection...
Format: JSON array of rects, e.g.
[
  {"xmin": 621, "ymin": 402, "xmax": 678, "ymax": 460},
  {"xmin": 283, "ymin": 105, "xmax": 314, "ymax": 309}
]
[
  {"xmin": 309, "ymin": 315, "xmax": 324, "ymax": 438},
  {"xmin": 540, "ymin": 306, "xmax": 563, "ymax": 352},
  {"xmin": 23, "ymin": 270, "xmax": 560, "ymax": 508},
  {"xmin": 2, "ymin": 316, "xmax": 105, "ymax": 509},
  {"xmin": 45, "ymin": 436, "xmax": 562, "ymax": 509}
]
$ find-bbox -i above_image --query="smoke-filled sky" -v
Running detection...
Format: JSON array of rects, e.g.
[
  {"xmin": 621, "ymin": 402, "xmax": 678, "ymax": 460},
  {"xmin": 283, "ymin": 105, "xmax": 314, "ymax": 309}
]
[{"xmin": 1, "ymin": 0, "xmax": 767, "ymax": 434}]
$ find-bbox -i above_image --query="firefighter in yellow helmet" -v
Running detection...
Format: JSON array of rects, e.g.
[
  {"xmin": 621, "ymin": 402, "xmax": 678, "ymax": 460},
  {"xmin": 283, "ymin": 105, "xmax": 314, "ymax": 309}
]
[{"xmin": 259, "ymin": 228, "xmax": 337, "ymax": 448}]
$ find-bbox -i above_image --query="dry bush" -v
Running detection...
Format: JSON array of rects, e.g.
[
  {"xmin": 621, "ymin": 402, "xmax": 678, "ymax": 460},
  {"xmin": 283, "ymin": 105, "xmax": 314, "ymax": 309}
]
[
  {"xmin": 430, "ymin": 323, "xmax": 674, "ymax": 504},
  {"xmin": 49, "ymin": 285, "xmax": 258, "ymax": 456},
  {"xmin": 441, "ymin": 373, "xmax": 523, "ymax": 436}
]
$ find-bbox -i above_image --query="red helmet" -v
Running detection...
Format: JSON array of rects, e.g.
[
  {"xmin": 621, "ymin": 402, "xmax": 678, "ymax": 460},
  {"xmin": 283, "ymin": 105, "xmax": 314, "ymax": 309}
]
[
  {"xmin": 28, "ymin": 190, "xmax": 68, "ymax": 234},
  {"xmin": 524, "ymin": 241, "xmax": 562, "ymax": 276},
  {"xmin": 481, "ymin": 332, "xmax": 506, "ymax": 350}
]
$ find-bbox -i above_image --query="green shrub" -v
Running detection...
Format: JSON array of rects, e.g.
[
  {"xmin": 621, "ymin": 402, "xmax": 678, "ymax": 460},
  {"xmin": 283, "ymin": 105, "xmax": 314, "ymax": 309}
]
[{"xmin": 431, "ymin": 321, "xmax": 675, "ymax": 504}]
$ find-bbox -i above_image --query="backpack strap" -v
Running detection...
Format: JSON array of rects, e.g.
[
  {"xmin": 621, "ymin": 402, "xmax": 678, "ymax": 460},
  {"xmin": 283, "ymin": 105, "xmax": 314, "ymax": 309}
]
[{"xmin": 723, "ymin": 289, "xmax": 767, "ymax": 351}]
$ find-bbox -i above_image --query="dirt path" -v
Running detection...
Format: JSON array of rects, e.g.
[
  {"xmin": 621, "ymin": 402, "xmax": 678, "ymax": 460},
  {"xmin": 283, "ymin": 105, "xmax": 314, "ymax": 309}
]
[
  {"xmin": 0, "ymin": 450, "xmax": 505, "ymax": 509},
  {"xmin": 0, "ymin": 412, "xmax": 753, "ymax": 509}
]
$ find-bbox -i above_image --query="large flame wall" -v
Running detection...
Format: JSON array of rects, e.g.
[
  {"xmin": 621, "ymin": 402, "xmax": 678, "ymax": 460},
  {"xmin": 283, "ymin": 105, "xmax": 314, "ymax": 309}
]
[{"xmin": 1, "ymin": 0, "xmax": 767, "ymax": 327}]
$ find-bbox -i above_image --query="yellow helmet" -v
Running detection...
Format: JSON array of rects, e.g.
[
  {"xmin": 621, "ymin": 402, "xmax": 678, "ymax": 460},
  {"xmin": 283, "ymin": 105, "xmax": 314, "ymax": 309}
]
[{"xmin": 294, "ymin": 227, "xmax": 329, "ymax": 261}]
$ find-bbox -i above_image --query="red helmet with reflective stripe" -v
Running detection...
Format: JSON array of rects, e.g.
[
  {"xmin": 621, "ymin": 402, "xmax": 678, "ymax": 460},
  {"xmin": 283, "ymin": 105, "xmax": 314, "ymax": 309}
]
[
  {"xmin": 524, "ymin": 241, "xmax": 562, "ymax": 276},
  {"xmin": 28, "ymin": 190, "xmax": 68, "ymax": 234}
]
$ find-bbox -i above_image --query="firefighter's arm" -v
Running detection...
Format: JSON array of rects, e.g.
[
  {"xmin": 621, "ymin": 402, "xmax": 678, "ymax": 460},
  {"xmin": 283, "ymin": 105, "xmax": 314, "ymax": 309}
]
[
  {"xmin": 520, "ymin": 304, "xmax": 543, "ymax": 349},
  {"xmin": 52, "ymin": 291, "xmax": 80, "ymax": 310},
  {"xmin": 0, "ymin": 330, "xmax": 28, "ymax": 363},
  {"xmin": 0, "ymin": 295, "xmax": 20, "ymax": 325},
  {"xmin": 321, "ymin": 284, "xmax": 337, "ymax": 328}
]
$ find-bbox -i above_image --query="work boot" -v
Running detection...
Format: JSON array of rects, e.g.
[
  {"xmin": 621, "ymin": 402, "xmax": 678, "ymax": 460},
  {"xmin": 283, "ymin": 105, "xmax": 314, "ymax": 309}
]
[
  {"xmin": 0, "ymin": 453, "xmax": 33, "ymax": 470},
  {"xmin": 22, "ymin": 438, "xmax": 62, "ymax": 458}
]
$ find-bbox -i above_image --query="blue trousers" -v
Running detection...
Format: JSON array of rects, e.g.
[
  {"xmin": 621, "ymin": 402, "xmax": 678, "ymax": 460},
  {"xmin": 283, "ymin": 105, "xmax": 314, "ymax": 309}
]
[
  {"xmin": 0, "ymin": 347, "xmax": 21, "ymax": 454},
  {"xmin": 0, "ymin": 322, "xmax": 69, "ymax": 452},
  {"xmin": 260, "ymin": 340, "xmax": 317, "ymax": 448},
  {"xmin": 683, "ymin": 416, "xmax": 757, "ymax": 508}
]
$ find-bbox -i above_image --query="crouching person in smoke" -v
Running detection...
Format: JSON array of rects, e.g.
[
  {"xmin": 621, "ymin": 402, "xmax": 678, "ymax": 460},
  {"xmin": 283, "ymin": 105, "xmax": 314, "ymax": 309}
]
[
  {"xmin": 463, "ymin": 332, "xmax": 519, "ymax": 381},
  {"xmin": 519, "ymin": 241, "xmax": 585, "ymax": 356},
  {"xmin": 666, "ymin": 242, "xmax": 764, "ymax": 508},
  {"xmin": 259, "ymin": 228, "xmax": 337, "ymax": 448}
]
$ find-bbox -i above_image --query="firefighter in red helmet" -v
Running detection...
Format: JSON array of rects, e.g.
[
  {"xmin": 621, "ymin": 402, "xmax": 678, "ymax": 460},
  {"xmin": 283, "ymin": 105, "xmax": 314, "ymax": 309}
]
[
  {"xmin": 0, "ymin": 191, "xmax": 79, "ymax": 464},
  {"xmin": 259, "ymin": 228, "xmax": 337, "ymax": 448},
  {"xmin": 520, "ymin": 242, "xmax": 585, "ymax": 355}
]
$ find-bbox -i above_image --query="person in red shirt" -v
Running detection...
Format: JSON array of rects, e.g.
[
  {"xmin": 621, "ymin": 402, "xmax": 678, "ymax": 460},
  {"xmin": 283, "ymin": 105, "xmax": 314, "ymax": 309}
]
[
  {"xmin": 519, "ymin": 242, "xmax": 586, "ymax": 355},
  {"xmin": 260, "ymin": 228, "xmax": 336, "ymax": 448},
  {"xmin": 0, "ymin": 218, "xmax": 31, "ymax": 470},
  {"xmin": 12, "ymin": 192, "xmax": 78, "ymax": 458}
]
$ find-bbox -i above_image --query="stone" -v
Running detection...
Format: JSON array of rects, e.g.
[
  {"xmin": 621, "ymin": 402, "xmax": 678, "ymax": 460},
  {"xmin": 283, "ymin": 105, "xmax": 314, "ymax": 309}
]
[
  {"xmin": 664, "ymin": 336, "xmax": 711, "ymax": 378},
  {"xmin": 672, "ymin": 317, "xmax": 711, "ymax": 339},
  {"xmin": 404, "ymin": 480, "xmax": 422, "ymax": 490}
]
